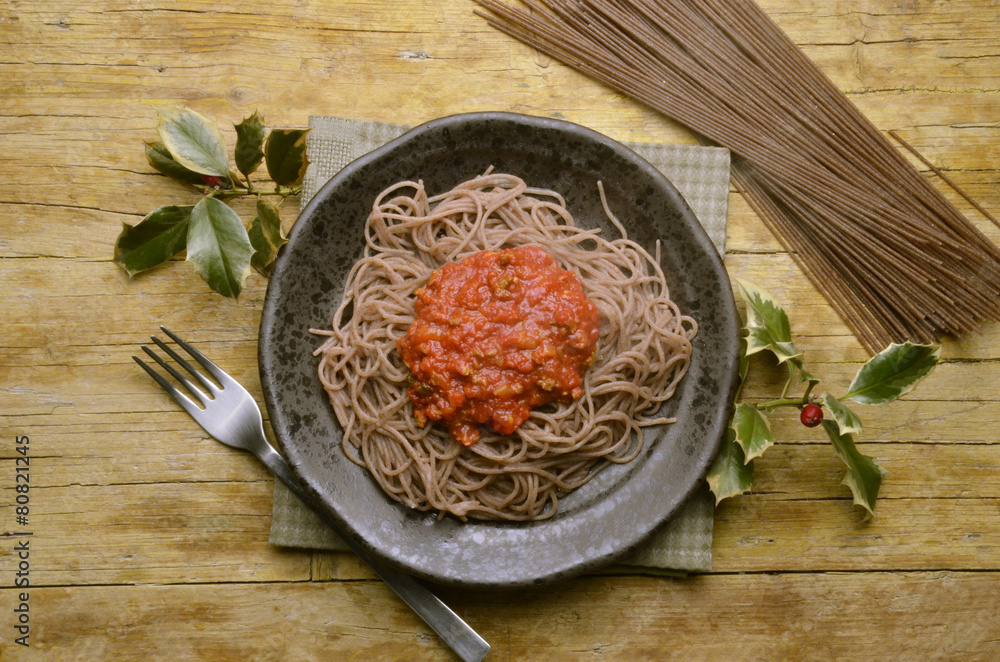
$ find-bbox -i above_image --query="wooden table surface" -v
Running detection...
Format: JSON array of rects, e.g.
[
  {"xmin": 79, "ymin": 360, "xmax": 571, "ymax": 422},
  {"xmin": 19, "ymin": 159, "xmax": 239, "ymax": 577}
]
[{"xmin": 2, "ymin": 0, "xmax": 999, "ymax": 659}]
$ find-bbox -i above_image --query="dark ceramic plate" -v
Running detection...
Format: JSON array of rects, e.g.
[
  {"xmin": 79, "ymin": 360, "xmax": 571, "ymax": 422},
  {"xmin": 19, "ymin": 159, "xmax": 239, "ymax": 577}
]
[{"xmin": 259, "ymin": 112, "xmax": 740, "ymax": 588}]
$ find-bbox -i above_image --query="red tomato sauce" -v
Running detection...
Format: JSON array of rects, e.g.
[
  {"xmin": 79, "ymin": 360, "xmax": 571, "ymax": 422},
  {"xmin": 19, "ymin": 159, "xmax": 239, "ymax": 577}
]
[{"xmin": 397, "ymin": 245, "xmax": 601, "ymax": 446}]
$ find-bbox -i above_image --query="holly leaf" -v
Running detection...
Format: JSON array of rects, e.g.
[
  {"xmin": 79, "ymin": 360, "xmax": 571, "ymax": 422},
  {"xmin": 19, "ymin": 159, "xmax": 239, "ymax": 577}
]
[
  {"xmin": 732, "ymin": 402, "xmax": 774, "ymax": 463},
  {"xmin": 248, "ymin": 198, "xmax": 287, "ymax": 274},
  {"xmin": 845, "ymin": 342, "xmax": 941, "ymax": 406},
  {"xmin": 114, "ymin": 205, "xmax": 193, "ymax": 277},
  {"xmin": 234, "ymin": 110, "xmax": 267, "ymax": 179},
  {"xmin": 145, "ymin": 142, "xmax": 206, "ymax": 186},
  {"xmin": 156, "ymin": 106, "xmax": 231, "ymax": 178},
  {"xmin": 735, "ymin": 278, "xmax": 800, "ymax": 364},
  {"xmin": 265, "ymin": 128, "xmax": 311, "ymax": 186},
  {"xmin": 791, "ymin": 358, "xmax": 817, "ymax": 385},
  {"xmin": 706, "ymin": 429, "xmax": 755, "ymax": 505},
  {"xmin": 821, "ymin": 392, "xmax": 864, "ymax": 438},
  {"xmin": 821, "ymin": 420, "xmax": 887, "ymax": 517},
  {"xmin": 186, "ymin": 197, "xmax": 253, "ymax": 299}
]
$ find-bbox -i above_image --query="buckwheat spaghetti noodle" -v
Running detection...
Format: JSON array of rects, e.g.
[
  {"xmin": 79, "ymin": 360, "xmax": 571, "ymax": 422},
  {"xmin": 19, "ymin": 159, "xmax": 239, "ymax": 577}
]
[{"xmin": 313, "ymin": 172, "xmax": 696, "ymax": 521}]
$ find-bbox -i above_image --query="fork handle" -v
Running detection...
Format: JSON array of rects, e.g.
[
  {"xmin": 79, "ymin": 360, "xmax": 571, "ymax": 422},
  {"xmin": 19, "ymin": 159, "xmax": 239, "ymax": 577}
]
[{"xmin": 255, "ymin": 445, "xmax": 491, "ymax": 662}]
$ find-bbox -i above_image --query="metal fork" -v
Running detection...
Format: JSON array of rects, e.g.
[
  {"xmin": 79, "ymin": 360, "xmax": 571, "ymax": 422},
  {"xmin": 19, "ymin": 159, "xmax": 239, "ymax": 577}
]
[{"xmin": 133, "ymin": 326, "xmax": 490, "ymax": 662}]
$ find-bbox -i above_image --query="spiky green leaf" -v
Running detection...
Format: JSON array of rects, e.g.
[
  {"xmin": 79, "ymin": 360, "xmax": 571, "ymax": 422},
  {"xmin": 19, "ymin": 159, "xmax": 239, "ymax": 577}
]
[
  {"xmin": 186, "ymin": 197, "xmax": 253, "ymax": 299},
  {"xmin": 248, "ymin": 198, "xmax": 287, "ymax": 274},
  {"xmin": 792, "ymin": 358, "xmax": 817, "ymax": 385},
  {"xmin": 821, "ymin": 392, "xmax": 864, "ymax": 438},
  {"xmin": 265, "ymin": 128, "xmax": 311, "ymax": 186},
  {"xmin": 706, "ymin": 429, "xmax": 755, "ymax": 505},
  {"xmin": 822, "ymin": 420, "xmax": 887, "ymax": 517},
  {"xmin": 845, "ymin": 342, "xmax": 941, "ymax": 406},
  {"xmin": 732, "ymin": 403, "xmax": 774, "ymax": 463},
  {"xmin": 156, "ymin": 106, "xmax": 230, "ymax": 177},
  {"xmin": 735, "ymin": 278, "xmax": 800, "ymax": 364},
  {"xmin": 234, "ymin": 111, "xmax": 267, "ymax": 179},
  {"xmin": 144, "ymin": 142, "xmax": 206, "ymax": 186},
  {"xmin": 114, "ymin": 205, "xmax": 193, "ymax": 277}
]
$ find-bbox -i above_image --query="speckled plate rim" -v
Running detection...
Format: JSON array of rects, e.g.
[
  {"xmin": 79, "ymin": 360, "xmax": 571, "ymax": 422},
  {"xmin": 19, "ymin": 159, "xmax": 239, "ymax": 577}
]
[{"xmin": 259, "ymin": 111, "xmax": 740, "ymax": 588}]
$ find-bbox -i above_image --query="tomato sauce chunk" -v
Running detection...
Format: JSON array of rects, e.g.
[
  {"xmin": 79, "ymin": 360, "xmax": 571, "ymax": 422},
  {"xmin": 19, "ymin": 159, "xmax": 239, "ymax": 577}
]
[{"xmin": 397, "ymin": 245, "xmax": 601, "ymax": 446}]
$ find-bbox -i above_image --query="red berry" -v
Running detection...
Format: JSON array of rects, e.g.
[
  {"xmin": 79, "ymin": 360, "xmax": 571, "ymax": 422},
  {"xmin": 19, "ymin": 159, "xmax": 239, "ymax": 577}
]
[
  {"xmin": 200, "ymin": 174, "xmax": 224, "ymax": 187},
  {"xmin": 800, "ymin": 403, "xmax": 823, "ymax": 427}
]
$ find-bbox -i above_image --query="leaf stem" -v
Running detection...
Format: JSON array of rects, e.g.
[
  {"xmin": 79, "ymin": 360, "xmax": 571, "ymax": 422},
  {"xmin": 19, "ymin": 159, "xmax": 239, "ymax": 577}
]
[
  {"xmin": 758, "ymin": 397, "xmax": 804, "ymax": 411},
  {"xmin": 801, "ymin": 378, "xmax": 819, "ymax": 403},
  {"xmin": 780, "ymin": 366, "xmax": 794, "ymax": 399},
  {"xmin": 208, "ymin": 185, "xmax": 301, "ymax": 200},
  {"xmin": 758, "ymin": 382, "xmax": 820, "ymax": 411}
]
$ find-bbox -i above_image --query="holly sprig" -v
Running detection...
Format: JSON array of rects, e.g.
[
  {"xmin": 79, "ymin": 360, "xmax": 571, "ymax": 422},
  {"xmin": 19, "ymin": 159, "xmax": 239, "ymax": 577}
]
[
  {"xmin": 114, "ymin": 107, "xmax": 310, "ymax": 298},
  {"xmin": 707, "ymin": 279, "xmax": 941, "ymax": 517}
]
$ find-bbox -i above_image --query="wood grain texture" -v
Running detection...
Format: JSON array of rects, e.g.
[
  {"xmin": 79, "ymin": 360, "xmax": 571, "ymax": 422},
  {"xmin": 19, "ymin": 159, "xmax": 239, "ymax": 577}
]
[
  {"xmin": 3, "ymin": 573, "xmax": 1000, "ymax": 661},
  {"xmin": 1, "ymin": 0, "xmax": 998, "ymax": 658}
]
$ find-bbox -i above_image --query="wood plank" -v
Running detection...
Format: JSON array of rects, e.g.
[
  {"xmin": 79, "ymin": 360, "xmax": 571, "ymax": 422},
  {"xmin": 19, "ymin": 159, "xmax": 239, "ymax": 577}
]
[
  {"xmin": 6, "ymin": 251, "xmax": 1000, "ymax": 365},
  {"xmin": 4, "ymin": 396, "xmax": 997, "ymax": 483},
  {"xmin": 0, "ymin": 2, "xmax": 995, "ymax": 142},
  {"xmin": 309, "ymin": 493, "xmax": 1000, "ymax": 580},
  {"xmin": 2, "ymin": 571, "xmax": 999, "ymax": 659},
  {"xmin": 2, "ymin": 149, "xmax": 996, "ymax": 264},
  {"xmin": 0, "ymin": 480, "xmax": 311, "ymax": 586},
  {"xmin": 728, "ymin": 440, "xmax": 1000, "ymax": 499},
  {"xmin": 713, "ymin": 495, "xmax": 1000, "ymax": 572},
  {"xmin": 760, "ymin": 0, "xmax": 999, "ymax": 45},
  {"xmin": 2, "ymin": 157, "xmax": 995, "ymax": 261},
  {"xmin": 2, "ymin": 441, "xmax": 997, "ymax": 587}
]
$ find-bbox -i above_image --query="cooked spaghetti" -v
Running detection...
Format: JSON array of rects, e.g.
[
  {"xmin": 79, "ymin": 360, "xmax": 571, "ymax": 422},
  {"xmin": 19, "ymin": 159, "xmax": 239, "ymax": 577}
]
[{"xmin": 313, "ymin": 172, "xmax": 696, "ymax": 521}]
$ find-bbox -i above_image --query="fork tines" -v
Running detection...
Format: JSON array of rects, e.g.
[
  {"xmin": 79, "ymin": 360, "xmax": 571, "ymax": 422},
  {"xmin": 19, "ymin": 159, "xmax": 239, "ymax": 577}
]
[{"xmin": 132, "ymin": 326, "xmax": 224, "ymax": 414}]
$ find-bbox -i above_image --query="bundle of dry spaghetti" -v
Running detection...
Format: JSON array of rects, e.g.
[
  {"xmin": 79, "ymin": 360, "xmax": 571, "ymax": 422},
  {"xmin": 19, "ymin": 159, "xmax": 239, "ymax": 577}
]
[{"xmin": 473, "ymin": 0, "xmax": 1000, "ymax": 353}]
